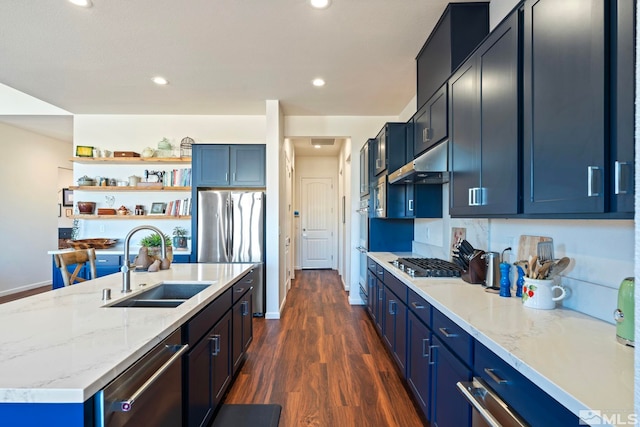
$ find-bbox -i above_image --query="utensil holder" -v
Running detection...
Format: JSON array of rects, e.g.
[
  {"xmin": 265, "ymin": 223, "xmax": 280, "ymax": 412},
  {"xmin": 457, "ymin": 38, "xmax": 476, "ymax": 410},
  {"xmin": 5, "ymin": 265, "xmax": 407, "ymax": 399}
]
[{"xmin": 461, "ymin": 252, "xmax": 486, "ymax": 285}]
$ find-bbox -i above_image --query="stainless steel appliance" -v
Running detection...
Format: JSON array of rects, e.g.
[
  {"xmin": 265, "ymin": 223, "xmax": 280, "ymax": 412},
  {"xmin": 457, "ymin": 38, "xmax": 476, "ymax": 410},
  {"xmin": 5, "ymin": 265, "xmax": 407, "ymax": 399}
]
[
  {"xmin": 356, "ymin": 196, "xmax": 370, "ymax": 302},
  {"xmin": 197, "ymin": 190, "xmax": 265, "ymax": 315},
  {"xmin": 391, "ymin": 257, "xmax": 463, "ymax": 278},
  {"xmin": 388, "ymin": 140, "xmax": 450, "ymax": 184},
  {"xmin": 457, "ymin": 377, "xmax": 527, "ymax": 427},
  {"xmin": 373, "ymin": 175, "xmax": 386, "ymax": 217},
  {"xmin": 95, "ymin": 329, "xmax": 187, "ymax": 427}
]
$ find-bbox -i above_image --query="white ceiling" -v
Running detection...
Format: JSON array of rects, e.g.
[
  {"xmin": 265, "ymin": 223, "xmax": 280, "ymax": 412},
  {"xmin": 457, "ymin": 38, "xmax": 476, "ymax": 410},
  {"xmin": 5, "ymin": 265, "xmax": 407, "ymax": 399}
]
[{"xmin": 0, "ymin": 0, "xmax": 484, "ymax": 144}]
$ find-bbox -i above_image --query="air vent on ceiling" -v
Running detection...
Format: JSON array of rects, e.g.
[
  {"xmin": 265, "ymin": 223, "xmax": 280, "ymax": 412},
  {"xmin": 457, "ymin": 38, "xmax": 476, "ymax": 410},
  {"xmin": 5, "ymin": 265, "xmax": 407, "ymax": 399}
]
[{"xmin": 311, "ymin": 138, "xmax": 335, "ymax": 146}]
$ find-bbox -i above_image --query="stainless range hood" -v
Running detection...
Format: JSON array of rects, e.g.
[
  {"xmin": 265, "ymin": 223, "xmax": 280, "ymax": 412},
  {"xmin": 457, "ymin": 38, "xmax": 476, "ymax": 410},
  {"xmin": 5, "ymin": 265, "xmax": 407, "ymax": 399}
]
[{"xmin": 388, "ymin": 140, "xmax": 449, "ymax": 184}]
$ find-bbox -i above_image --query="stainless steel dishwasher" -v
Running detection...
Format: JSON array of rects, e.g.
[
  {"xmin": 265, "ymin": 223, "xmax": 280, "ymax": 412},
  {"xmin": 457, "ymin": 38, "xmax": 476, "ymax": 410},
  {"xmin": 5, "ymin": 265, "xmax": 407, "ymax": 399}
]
[
  {"xmin": 457, "ymin": 377, "xmax": 528, "ymax": 427},
  {"xmin": 95, "ymin": 329, "xmax": 188, "ymax": 427}
]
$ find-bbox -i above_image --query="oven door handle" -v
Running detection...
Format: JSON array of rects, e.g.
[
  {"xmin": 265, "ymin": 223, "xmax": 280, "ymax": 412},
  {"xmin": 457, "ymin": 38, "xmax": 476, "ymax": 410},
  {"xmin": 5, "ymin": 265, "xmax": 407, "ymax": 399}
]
[
  {"xmin": 114, "ymin": 344, "xmax": 189, "ymax": 412},
  {"xmin": 456, "ymin": 378, "xmax": 527, "ymax": 427}
]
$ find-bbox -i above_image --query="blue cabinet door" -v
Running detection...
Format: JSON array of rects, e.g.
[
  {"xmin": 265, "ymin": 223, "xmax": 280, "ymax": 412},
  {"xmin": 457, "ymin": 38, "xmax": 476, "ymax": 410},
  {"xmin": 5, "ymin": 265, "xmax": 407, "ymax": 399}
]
[
  {"xmin": 431, "ymin": 335, "xmax": 472, "ymax": 427},
  {"xmin": 230, "ymin": 145, "xmax": 265, "ymax": 187},
  {"xmin": 407, "ymin": 311, "xmax": 432, "ymax": 421},
  {"xmin": 523, "ymin": 0, "xmax": 606, "ymax": 214},
  {"xmin": 193, "ymin": 145, "xmax": 230, "ymax": 187},
  {"xmin": 414, "ymin": 84, "xmax": 448, "ymax": 157},
  {"xmin": 95, "ymin": 255, "xmax": 121, "ymax": 278},
  {"xmin": 172, "ymin": 254, "xmax": 190, "ymax": 264}
]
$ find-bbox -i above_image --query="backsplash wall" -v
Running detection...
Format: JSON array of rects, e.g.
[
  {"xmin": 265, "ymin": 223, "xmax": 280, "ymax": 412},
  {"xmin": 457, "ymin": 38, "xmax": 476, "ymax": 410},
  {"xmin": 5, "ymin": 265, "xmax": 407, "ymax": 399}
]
[{"xmin": 413, "ymin": 184, "xmax": 634, "ymax": 324}]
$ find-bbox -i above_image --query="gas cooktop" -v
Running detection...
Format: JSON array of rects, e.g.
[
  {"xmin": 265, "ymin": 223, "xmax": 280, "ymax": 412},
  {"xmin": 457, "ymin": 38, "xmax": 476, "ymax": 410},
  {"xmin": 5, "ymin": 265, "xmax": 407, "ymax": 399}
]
[{"xmin": 391, "ymin": 257, "xmax": 463, "ymax": 278}]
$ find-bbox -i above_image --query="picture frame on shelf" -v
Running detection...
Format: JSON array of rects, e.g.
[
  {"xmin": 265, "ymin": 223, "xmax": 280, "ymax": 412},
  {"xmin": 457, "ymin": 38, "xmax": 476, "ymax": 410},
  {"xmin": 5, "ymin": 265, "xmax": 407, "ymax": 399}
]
[
  {"xmin": 149, "ymin": 202, "xmax": 167, "ymax": 215},
  {"xmin": 62, "ymin": 188, "xmax": 74, "ymax": 207},
  {"xmin": 75, "ymin": 146, "xmax": 94, "ymax": 157}
]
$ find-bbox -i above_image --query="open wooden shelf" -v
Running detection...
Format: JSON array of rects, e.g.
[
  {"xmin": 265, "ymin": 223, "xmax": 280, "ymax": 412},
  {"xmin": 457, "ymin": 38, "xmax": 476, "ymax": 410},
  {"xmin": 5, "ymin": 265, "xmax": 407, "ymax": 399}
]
[
  {"xmin": 71, "ymin": 214, "xmax": 191, "ymax": 220},
  {"xmin": 70, "ymin": 186, "xmax": 191, "ymax": 192},
  {"xmin": 70, "ymin": 157, "xmax": 191, "ymax": 164}
]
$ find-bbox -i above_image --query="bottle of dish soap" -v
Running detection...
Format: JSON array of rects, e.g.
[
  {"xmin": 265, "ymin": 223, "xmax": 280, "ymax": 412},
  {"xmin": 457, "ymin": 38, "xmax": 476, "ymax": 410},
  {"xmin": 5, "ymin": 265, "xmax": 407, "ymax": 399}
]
[{"xmin": 499, "ymin": 247, "xmax": 512, "ymax": 297}]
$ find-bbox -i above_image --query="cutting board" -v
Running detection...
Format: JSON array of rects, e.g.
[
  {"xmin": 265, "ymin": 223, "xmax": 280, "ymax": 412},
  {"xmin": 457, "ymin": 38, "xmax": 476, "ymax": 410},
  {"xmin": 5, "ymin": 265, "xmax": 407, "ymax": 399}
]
[{"xmin": 517, "ymin": 235, "xmax": 553, "ymax": 262}]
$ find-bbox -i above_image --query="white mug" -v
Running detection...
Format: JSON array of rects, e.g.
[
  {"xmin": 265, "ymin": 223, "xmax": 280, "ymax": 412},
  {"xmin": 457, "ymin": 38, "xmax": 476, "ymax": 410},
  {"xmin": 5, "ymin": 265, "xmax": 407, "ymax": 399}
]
[{"xmin": 522, "ymin": 278, "xmax": 566, "ymax": 310}]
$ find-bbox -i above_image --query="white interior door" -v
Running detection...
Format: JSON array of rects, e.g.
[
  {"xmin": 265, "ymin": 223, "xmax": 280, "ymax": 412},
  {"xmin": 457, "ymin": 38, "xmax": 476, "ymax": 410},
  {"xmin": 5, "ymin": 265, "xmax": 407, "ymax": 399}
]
[{"xmin": 301, "ymin": 177, "xmax": 334, "ymax": 269}]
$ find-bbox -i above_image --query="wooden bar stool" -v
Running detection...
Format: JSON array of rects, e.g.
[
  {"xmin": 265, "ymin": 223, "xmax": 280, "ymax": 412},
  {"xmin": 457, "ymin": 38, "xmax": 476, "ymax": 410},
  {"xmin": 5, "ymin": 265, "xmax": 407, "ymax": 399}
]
[{"xmin": 54, "ymin": 249, "xmax": 97, "ymax": 287}]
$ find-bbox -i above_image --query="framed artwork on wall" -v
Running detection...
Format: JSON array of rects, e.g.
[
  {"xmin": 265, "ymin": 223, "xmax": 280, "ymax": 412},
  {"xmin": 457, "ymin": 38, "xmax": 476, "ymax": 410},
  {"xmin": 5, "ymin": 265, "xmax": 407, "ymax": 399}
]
[{"xmin": 62, "ymin": 188, "xmax": 73, "ymax": 207}]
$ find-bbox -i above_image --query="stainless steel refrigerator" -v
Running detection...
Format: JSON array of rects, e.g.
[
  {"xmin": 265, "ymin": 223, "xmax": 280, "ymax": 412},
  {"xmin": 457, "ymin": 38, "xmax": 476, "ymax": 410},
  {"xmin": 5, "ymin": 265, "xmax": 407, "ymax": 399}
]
[{"xmin": 197, "ymin": 190, "xmax": 265, "ymax": 316}]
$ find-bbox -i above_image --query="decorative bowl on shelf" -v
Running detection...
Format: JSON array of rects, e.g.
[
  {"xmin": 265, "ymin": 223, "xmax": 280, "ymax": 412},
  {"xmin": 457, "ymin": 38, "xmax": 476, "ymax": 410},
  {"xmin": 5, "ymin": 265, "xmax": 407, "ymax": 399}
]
[
  {"xmin": 66, "ymin": 238, "xmax": 118, "ymax": 249},
  {"xmin": 77, "ymin": 201, "xmax": 96, "ymax": 214}
]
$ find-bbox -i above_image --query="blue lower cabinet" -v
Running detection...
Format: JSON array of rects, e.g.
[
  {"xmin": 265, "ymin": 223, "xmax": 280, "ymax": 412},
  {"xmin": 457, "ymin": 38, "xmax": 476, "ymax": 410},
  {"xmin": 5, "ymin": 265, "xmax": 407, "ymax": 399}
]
[
  {"xmin": 431, "ymin": 335, "xmax": 472, "ymax": 427},
  {"xmin": 173, "ymin": 254, "xmax": 190, "ymax": 263},
  {"xmin": 474, "ymin": 341, "xmax": 578, "ymax": 426},
  {"xmin": 95, "ymin": 255, "xmax": 121, "ymax": 277},
  {"xmin": 407, "ymin": 311, "xmax": 432, "ymax": 420},
  {"xmin": 0, "ymin": 401, "xmax": 92, "ymax": 427}
]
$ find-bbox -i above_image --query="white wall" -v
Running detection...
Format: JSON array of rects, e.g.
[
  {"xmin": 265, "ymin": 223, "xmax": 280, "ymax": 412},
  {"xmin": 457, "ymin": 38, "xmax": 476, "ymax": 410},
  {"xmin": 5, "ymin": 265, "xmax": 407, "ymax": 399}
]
[
  {"xmin": 285, "ymin": 115, "xmax": 397, "ymax": 304},
  {"xmin": 489, "ymin": 0, "xmax": 520, "ymax": 31},
  {"xmin": 0, "ymin": 123, "xmax": 71, "ymax": 295}
]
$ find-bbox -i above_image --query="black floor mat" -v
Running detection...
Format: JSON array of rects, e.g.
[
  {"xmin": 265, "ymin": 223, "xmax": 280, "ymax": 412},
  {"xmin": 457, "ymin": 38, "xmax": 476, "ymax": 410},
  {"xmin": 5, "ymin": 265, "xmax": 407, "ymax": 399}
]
[{"xmin": 211, "ymin": 404, "xmax": 282, "ymax": 427}]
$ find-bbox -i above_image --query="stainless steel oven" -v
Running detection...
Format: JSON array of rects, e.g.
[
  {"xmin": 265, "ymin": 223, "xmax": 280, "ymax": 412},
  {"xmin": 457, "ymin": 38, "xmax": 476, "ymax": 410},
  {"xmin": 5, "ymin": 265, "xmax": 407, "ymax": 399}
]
[
  {"xmin": 373, "ymin": 175, "xmax": 386, "ymax": 218},
  {"xmin": 95, "ymin": 329, "xmax": 188, "ymax": 427},
  {"xmin": 457, "ymin": 377, "xmax": 527, "ymax": 427}
]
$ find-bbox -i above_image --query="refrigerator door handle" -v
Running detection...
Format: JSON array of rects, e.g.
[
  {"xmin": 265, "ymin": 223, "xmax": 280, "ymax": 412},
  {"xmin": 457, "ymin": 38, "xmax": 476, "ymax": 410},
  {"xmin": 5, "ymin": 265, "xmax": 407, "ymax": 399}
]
[{"xmin": 229, "ymin": 198, "xmax": 234, "ymax": 259}]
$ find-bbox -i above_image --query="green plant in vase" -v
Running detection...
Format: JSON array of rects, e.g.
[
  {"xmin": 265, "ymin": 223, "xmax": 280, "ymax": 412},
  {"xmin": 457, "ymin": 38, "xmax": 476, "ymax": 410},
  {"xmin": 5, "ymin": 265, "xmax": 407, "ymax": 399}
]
[
  {"xmin": 172, "ymin": 226, "xmax": 189, "ymax": 249},
  {"xmin": 138, "ymin": 232, "xmax": 173, "ymax": 266}
]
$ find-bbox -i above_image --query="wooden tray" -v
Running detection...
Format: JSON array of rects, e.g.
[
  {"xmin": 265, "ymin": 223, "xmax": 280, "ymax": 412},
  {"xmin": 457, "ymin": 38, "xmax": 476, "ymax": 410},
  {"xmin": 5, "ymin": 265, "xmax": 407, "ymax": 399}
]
[{"xmin": 66, "ymin": 238, "xmax": 118, "ymax": 249}]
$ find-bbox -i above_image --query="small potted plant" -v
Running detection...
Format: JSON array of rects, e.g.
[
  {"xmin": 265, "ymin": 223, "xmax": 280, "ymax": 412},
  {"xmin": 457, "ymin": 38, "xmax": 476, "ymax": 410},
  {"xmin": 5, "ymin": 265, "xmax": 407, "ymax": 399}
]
[
  {"xmin": 172, "ymin": 226, "xmax": 189, "ymax": 249},
  {"xmin": 139, "ymin": 232, "xmax": 173, "ymax": 265}
]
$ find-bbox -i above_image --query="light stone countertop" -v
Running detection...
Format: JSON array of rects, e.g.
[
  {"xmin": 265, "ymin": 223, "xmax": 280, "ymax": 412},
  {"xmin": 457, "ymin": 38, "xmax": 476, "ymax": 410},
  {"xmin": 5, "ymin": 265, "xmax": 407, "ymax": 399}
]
[
  {"xmin": 367, "ymin": 252, "xmax": 634, "ymax": 423},
  {"xmin": 0, "ymin": 263, "xmax": 254, "ymax": 404}
]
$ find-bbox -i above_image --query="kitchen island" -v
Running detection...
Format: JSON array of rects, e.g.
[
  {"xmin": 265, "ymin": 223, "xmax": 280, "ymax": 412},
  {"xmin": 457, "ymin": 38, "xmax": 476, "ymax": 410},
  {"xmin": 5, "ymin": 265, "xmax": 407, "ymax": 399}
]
[
  {"xmin": 0, "ymin": 263, "xmax": 255, "ymax": 425},
  {"xmin": 368, "ymin": 252, "xmax": 634, "ymax": 426}
]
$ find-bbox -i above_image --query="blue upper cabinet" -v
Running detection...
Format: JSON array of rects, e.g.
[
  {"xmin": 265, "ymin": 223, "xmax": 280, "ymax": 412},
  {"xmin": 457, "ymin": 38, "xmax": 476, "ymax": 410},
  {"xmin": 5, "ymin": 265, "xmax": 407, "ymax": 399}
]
[
  {"xmin": 193, "ymin": 144, "xmax": 265, "ymax": 188},
  {"xmin": 523, "ymin": 0, "xmax": 607, "ymax": 215},
  {"xmin": 414, "ymin": 83, "xmax": 448, "ymax": 157},
  {"xmin": 610, "ymin": 0, "xmax": 635, "ymax": 214},
  {"xmin": 416, "ymin": 2, "xmax": 489, "ymax": 109},
  {"xmin": 449, "ymin": 9, "xmax": 520, "ymax": 218}
]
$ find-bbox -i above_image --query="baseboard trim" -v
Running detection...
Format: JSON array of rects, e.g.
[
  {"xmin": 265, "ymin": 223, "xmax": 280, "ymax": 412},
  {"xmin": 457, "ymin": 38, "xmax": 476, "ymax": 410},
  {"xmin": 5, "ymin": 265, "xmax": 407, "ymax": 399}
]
[{"xmin": 0, "ymin": 281, "xmax": 51, "ymax": 298}]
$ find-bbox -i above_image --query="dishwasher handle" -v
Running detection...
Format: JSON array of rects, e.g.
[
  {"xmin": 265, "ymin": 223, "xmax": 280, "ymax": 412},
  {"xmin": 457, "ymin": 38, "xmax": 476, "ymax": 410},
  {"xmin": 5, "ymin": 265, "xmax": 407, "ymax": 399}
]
[
  {"xmin": 456, "ymin": 378, "xmax": 527, "ymax": 427},
  {"xmin": 115, "ymin": 343, "xmax": 189, "ymax": 412}
]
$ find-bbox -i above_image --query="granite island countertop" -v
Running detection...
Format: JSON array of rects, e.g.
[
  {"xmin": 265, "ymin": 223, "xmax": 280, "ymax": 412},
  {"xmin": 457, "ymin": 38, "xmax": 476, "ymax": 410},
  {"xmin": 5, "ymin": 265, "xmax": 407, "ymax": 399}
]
[
  {"xmin": 368, "ymin": 252, "xmax": 634, "ymax": 424},
  {"xmin": 0, "ymin": 263, "xmax": 253, "ymax": 404}
]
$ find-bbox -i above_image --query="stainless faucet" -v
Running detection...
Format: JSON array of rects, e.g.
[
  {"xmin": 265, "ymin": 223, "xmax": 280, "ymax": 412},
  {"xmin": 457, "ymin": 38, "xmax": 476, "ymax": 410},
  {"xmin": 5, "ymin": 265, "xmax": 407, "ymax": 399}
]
[{"xmin": 121, "ymin": 225, "xmax": 167, "ymax": 293}]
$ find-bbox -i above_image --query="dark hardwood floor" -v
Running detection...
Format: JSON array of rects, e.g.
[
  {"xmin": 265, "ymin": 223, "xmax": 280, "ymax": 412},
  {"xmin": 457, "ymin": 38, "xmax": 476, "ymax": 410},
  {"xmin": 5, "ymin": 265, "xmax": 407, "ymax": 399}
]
[
  {"xmin": 0, "ymin": 285, "xmax": 50, "ymax": 304},
  {"xmin": 224, "ymin": 269, "xmax": 427, "ymax": 427}
]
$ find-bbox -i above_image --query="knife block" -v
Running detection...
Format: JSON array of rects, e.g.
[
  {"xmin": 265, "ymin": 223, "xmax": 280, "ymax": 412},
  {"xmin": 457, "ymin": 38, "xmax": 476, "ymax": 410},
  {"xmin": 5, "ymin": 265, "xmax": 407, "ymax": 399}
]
[{"xmin": 461, "ymin": 253, "xmax": 486, "ymax": 285}]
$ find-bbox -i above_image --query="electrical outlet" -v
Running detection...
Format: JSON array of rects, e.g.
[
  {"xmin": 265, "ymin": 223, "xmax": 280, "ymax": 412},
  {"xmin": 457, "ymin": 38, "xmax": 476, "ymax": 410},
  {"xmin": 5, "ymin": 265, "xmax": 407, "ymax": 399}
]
[{"xmin": 99, "ymin": 225, "xmax": 105, "ymax": 233}]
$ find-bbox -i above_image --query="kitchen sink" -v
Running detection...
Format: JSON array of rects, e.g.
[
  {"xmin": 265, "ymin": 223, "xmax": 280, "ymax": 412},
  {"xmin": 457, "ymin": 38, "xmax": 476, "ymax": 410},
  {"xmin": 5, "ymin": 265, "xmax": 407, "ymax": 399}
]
[{"xmin": 107, "ymin": 282, "xmax": 214, "ymax": 308}]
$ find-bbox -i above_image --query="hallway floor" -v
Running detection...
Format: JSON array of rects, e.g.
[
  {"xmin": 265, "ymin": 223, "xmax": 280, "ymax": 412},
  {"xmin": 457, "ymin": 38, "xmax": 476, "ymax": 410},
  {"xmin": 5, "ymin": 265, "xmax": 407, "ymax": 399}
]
[{"xmin": 223, "ymin": 269, "xmax": 426, "ymax": 426}]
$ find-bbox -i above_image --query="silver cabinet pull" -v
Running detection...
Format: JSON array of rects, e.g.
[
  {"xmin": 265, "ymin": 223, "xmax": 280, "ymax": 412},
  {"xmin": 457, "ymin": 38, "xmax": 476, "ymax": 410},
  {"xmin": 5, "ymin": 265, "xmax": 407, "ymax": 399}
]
[
  {"xmin": 376, "ymin": 158, "xmax": 382, "ymax": 169},
  {"xmin": 235, "ymin": 287, "xmax": 245, "ymax": 293},
  {"xmin": 422, "ymin": 338, "xmax": 430, "ymax": 358},
  {"xmin": 411, "ymin": 301, "xmax": 425, "ymax": 310},
  {"xmin": 428, "ymin": 344, "xmax": 438, "ymax": 365},
  {"xmin": 389, "ymin": 300, "xmax": 396, "ymax": 315},
  {"xmin": 115, "ymin": 344, "xmax": 188, "ymax": 412},
  {"xmin": 484, "ymin": 368, "xmax": 508, "ymax": 385},
  {"xmin": 587, "ymin": 166, "xmax": 602, "ymax": 197},
  {"xmin": 468, "ymin": 188, "xmax": 474, "ymax": 206},
  {"xmin": 408, "ymin": 199, "xmax": 414, "ymax": 212},
  {"xmin": 615, "ymin": 161, "xmax": 632, "ymax": 195},
  {"xmin": 242, "ymin": 300, "xmax": 249, "ymax": 316},
  {"xmin": 438, "ymin": 327, "xmax": 458, "ymax": 338},
  {"xmin": 210, "ymin": 335, "xmax": 221, "ymax": 356}
]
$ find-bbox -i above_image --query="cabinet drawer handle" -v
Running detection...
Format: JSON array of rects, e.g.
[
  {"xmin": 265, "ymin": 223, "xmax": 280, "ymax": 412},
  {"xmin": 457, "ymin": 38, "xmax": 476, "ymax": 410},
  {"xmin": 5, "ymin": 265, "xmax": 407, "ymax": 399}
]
[
  {"xmin": 235, "ymin": 287, "xmax": 245, "ymax": 293},
  {"xmin": 587, "ymin": 166, "xmax": 602, "ymax": 197},
  {"xmin": 377, "ymin": 270, "xmax": 384, "ymax": 276},
  {"xmin": 242, "ymin": 300, "xmax": 249, "ymax": 316},
  {"xmin": 408, "ymin": 199, "xmax": 414, "ymax": 212},
  {"xmin": 484, "ymin": 368, "xmax": 508, "ymax": 385},
  {"xmin": 438, "ymin": 327, "xmax": 458, "ymax": 338},
  {"xmin": 97, "ymin": 259, "xmax": 108, "ymax": 263},
  {"xmin": 388, "ymin": 300, "xmax": 396, "ymax": 315},
  {"xmin": 411, "ymin": 302, "xmax": 424, "ymax": 310},
  {"xmin": 615, "ymin": 161, "xmax": 632, "ymax": 195},
  {"xmin": 422, "ymin": 338, "xmax": 430, "ymax": 358},
  {"xmin": 210, "ymin": 335, "xmax": 221, "ymax": 356},
  {"xmin": 428, "ymin": 344, "xmax": 438, "ymax": 365}
]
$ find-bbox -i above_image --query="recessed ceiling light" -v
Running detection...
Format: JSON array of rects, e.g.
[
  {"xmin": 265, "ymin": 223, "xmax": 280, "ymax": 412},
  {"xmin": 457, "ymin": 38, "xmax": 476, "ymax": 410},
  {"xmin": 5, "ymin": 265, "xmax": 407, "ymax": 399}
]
[
  {"xmin": 68, "ymin": 0, "xmax": 93, "ymax": 7},
  {"xmin": 310, "ymin": 0, "xmax": 331, "ymax": 9},
  {"xmin": 312, "ymin": 78, "xmax": 325, "ymax": 87},
  {"xmin": 314, "ymin": 145, "xmax": 322, "ymax": 149},
  {"xmin": 151, "ymin": 76, "xmax": 169, "ymax": 85}
]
